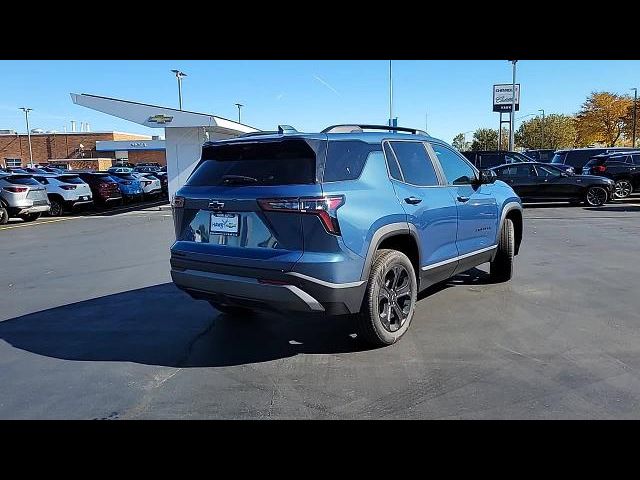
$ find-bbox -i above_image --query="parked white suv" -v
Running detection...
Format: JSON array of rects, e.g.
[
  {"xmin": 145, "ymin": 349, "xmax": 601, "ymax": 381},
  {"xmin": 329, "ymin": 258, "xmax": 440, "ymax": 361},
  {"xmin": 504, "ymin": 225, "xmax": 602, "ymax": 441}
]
[
  {"xmin": 132, "ymin": 172, "xmax": 162, "ymax": 198},
  {"xmin": 0, "ymin": 173, "xmax": 50, "ymax": 224},
  {"xmin": 33, "ymin": 174, "xmax": 93, "ymax": 216}
]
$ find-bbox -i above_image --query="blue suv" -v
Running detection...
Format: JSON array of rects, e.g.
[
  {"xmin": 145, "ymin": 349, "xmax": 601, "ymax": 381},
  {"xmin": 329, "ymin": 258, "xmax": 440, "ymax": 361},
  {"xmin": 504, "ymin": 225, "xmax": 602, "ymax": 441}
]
[{"xmin": 170, "ymin": 124, "xmax": 523, "ymax": 346}]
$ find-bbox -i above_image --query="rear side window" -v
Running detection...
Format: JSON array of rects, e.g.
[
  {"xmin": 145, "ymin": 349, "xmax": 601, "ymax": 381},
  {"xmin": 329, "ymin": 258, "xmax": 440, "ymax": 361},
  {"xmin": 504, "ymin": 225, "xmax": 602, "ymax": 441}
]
[
  {"xmin": 383, "ymin": 143, "xmax": 403, "ymax": 180},
  {"xmin": 323, "ymin": 141, "xmax": 379, "ymax": 182},
  {"xmin": 4, "ymin": 176, "xmax": 40, "ymax": 185},
  {"xmin": 388, "ymin": 141, "xmax": 439, "ymax": 186},
  {"xmin": 551, "ymin": 152, "xmax": 566, "ymax": 164},
  {"xmin": 188, "ymin": 139, "xmax": 317, "ymax": 186}
]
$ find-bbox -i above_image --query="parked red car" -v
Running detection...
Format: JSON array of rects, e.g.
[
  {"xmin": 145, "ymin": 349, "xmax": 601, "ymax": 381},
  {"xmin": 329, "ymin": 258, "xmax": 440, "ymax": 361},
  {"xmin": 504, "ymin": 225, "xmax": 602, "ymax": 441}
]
[{"xmin": 76, "ymin": 172, "xmax": 123, "ymax": 207}]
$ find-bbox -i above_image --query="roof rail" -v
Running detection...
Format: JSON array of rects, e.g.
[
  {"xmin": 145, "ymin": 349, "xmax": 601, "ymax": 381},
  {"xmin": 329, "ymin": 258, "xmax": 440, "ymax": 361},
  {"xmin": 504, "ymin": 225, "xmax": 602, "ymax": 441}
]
[
  {"xmin": 236, "ymin": 125, "xmax": 299, "ymax": 138},
  {"xmin": 321, "ymin": 124, "xmax": 428, "ymax": 135}
]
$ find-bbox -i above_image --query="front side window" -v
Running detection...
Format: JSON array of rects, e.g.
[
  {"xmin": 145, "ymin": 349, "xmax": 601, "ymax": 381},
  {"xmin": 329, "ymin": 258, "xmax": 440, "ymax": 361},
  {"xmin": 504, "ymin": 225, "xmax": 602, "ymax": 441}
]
[
  {"xmin": 388, "ymin": 141, "xmax": 439, "ymax": 186},
  {"xmin": 497, "ymin": 164, "xmax": 535, "ymax": 177},
  {"xmin": 431, "ymin": 143, "xmax": 477, "ymax": 185}
]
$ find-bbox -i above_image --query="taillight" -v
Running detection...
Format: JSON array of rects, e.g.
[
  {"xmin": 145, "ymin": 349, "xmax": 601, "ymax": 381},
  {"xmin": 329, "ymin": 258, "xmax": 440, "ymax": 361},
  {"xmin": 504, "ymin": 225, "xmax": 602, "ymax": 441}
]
[
  {"xmin": 60, "ymin": 185, "xmax": 77, "ymax": 190},
  {"xmin": 258, "ymin": 195, "xmax": 345, "ymax": 235},
  {"xmin": 3, "ymin": 186, "xmax": 28, "ymax": 193},
  {"xmin": 173, "ymin": 196, "xmax": 185, "ymax": 208},
  {"xmin": 594, "ymin": 165, "xmax": 606, "ymax": 173},
  {"xmin": 142, "ymin": 180, "xmax": 152, "ymax": 186}
]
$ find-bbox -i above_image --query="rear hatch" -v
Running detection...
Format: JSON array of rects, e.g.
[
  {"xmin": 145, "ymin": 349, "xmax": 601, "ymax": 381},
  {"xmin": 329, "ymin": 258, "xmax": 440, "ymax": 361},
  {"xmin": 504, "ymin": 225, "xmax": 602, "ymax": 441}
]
[
  {"xmin": 4, "ymin": 175, "xmax": 48, "ymax": 204},
  {"xmin": 57, "ymin": 174, "xmax": 93, "ymax": 199},
  {"xmin": 583, "ymin": 156, "xmax": 607, "ymax": 175},
  {"xmin": 173, "ymin": 137, "xmax": 325, "ymax": 271},
  {"xmin": 92, "ymin": 173, "xmax": 122, "ymax": 199}
]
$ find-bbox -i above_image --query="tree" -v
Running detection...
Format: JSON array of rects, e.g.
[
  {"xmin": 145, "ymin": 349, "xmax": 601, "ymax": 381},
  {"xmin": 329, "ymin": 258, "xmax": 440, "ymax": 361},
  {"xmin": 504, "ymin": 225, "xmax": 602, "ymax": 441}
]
[
  {"xmin": 622, "ymin": 99, "xmax": 640, "ymax": 147},
  {"xmin": 471, "ymin": 128, "xmax": 498, "ymax": 150},
  {"xmin": 452, "ymin": 133, "xmax": 470, "ymax": 151},
  {"xmin": 575, "ymin": 92, "xmax": 632, "ymax": 147},
  {"xmin": 515, "ymin": 114, "xmax": 577, "ymax": 150}
]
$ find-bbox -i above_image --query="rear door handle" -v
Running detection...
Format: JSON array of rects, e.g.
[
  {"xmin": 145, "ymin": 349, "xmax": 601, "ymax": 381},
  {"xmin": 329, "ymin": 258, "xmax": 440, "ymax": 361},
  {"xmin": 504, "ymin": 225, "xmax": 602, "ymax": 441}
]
[
  {"xmin": 457, "ymin": 196, "xmax": 470, "ymax": 203},
  {"xmin": 404, "ymin": 196, "xmax": 422, "ymax": 205}
]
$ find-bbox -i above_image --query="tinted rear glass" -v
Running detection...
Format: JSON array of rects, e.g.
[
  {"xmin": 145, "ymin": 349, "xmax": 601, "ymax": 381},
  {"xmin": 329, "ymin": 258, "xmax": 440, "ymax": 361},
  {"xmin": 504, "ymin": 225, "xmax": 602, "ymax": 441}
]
[
  {"xmin": 551, "ymin": 152, "xmax": 566, "ymax": 164},
  {"xmin": 112, "ymin": 174, "xmax": 136, "ymax": 180},
  {"xmin": 4, "ymin": 176, "xmax": 40, "ymax": 185},
  {"xmin": 188, "ymin": 139, "xmax": 317, "ymax": 186},
  {"xmin": 323, "ymin": 141, "xmax": 380, "ymax": 181},
  {"xmin": 479, "ymin": 153, "xmax": 501, "ymax": 168},
  {"xmin": 565, "ymin": 150, "xmax": 604, "ymax": 167},
  {"xmin": 58, "ymin": 175, "xmax": 85, "ymax": 184}
]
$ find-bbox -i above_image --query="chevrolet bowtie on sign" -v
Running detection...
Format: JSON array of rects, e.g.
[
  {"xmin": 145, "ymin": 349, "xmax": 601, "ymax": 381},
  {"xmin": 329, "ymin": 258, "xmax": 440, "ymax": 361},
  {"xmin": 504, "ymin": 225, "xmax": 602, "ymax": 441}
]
[{"xmin": 148, "ymin": 114, "xmax": 174, "ymax": 124}]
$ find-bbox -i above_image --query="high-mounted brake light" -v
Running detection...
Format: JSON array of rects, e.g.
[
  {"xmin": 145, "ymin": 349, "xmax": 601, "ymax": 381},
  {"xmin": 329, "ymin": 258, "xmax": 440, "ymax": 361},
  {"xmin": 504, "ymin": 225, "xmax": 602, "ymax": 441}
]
[
  {"xmin": 3, "ymin": 186, "xmax": 28, "ymax": 193},
  {"xmin": 258, "ymin": 195, "xmax": 345, "ymax": 235}
]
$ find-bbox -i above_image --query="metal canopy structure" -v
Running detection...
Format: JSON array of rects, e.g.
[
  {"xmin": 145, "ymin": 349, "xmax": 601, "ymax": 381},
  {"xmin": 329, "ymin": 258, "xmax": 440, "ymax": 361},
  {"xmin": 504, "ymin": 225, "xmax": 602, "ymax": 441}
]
[{"xmin": 70, "ymin": 93, "xmax": 260, "ymax": 197}]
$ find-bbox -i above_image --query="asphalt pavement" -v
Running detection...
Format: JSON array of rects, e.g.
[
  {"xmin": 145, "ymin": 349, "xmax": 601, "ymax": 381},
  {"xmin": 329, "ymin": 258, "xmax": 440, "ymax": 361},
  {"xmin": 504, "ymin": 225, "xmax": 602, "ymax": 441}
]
[{"xmin": 1, "ymin": 199, "xmax": 640, "ymax": 419}]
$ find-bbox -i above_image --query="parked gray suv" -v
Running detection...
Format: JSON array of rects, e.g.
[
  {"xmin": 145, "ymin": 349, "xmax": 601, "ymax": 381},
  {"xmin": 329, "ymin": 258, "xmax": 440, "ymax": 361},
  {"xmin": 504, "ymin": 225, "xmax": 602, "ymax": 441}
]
[{"xmin": 0, "ymin": 173, "xmax": 50, "ymax": 224}]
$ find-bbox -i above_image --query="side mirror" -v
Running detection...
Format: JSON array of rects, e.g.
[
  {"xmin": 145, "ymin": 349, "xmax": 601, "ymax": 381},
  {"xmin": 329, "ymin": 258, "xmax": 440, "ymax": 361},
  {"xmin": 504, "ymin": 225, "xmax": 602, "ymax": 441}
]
[{"xmin": 478, "ymin": 169, "xmax": 497, "ymax": 184}]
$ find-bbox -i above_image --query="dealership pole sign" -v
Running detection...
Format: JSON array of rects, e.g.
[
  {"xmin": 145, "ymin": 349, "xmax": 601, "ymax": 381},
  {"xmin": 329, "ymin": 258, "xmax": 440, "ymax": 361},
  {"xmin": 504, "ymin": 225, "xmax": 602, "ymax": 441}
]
[{"xmin": 493, "ymin": 84, "xmax": 520, "ymax": 112}]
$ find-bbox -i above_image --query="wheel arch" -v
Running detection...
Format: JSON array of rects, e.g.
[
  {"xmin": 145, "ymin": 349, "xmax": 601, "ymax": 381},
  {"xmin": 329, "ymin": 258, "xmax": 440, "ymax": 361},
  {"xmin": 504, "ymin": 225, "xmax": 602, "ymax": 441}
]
[
  {"xmin": 360, "ymin": 223, "xmax": 421, "ymax": 284},
  {"xmin": 499, "ymin": 202, "xmax": 523, "ymax": 255}
]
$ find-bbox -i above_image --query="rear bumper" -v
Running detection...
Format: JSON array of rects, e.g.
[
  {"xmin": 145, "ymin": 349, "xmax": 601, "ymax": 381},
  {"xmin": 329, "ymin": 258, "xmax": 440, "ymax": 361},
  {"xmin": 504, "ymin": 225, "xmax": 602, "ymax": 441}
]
[
  {"xmin": 170, "ymin": 253, "xmax": 366, "ymax": 315},
  {"xmin": 10, "ymin": 204, "xmax": 50, "ymax": 215}
]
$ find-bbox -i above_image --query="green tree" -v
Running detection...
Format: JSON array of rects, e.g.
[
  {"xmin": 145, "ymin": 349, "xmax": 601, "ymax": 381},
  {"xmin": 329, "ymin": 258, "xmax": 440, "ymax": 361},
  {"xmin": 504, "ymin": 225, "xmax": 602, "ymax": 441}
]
[
  {"xmin": 622, "ymin": 99, "xmax": 640, "ymax": 147},
  {"xmin": 575, "ymin": 92, "xmax": 632, "ymax": 146},
  {"xmin": 515, "ymin": 114, "xmax": 577, "ymax": 150},
  {"xmin": 452, "ymin": 133, "xmax": 470, "ymax": 151},
  {"xmin": 471, "ymin": 128, "xmax": 498, "ymax": 150}
]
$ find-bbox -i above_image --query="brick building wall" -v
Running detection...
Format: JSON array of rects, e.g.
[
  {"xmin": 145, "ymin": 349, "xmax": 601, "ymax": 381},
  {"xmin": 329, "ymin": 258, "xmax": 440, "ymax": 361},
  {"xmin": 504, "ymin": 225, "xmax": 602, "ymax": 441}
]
[
  {"xmin": 0, "ymin": 132, "xmax": 151, "ymax": 166},
  {"xmin": 127, "ymin": 150, "xmax": 166, "ymax": 165}
]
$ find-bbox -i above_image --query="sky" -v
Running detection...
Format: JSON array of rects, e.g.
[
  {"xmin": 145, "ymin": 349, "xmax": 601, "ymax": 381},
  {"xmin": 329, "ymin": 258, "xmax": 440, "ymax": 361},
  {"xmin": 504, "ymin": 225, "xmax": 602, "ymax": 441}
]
[{"xmin": 1, "ymin": 60, "xmax": 639, "ymax": 144}]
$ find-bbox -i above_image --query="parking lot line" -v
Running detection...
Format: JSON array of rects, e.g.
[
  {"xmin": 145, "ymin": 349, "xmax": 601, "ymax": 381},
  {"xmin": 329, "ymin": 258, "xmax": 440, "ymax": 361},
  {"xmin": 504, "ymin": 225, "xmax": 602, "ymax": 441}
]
[{"xmin": 0, "ymin": 217, "xmax": 83, "ymax": 231}]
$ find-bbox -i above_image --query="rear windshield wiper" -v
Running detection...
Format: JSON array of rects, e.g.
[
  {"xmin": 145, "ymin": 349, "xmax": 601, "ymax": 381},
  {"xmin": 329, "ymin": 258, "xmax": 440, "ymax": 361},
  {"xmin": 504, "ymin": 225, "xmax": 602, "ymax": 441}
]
[{"xmin": 222, "ymin": 174, "xmax": 258, "ymax": 184}]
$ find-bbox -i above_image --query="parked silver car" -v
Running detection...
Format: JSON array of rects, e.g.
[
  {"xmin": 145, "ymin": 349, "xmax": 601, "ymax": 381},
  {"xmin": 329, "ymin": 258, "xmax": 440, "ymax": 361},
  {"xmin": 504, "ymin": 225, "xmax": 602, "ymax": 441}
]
[
  {"xmin": 33, "ymin": 174, "xmax": 93, "ymax": 216},
  {"xmin": 0, "ymin": 173, "xmax": 50, "ymax": 224}
]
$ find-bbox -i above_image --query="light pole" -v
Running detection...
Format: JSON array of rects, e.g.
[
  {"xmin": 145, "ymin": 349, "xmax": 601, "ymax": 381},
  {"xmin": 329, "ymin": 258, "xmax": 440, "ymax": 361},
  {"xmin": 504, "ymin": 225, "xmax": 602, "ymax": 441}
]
[
  {"xmin": 389, "ymin": 60, "xmax": 393, "ymax": 127},
  {"xmin": 631, "ymin": 88, "xmax": 637, "ymax": 148},
  {"xmin": 20, "ymin": 107, "xmax": 33, "ymax": 167},
  {"xmin": 171, "ymin": 69, "xmax": 187, "ymax": 110},
  {"xmin": 538, "ymin": 109, "xmax": 545, "ymax": 149},
  {"xmin": 509, "ymin": 60, "xmax": 518, "ymax": 151},
  {"xmin": 235, "ymin": 103, "xmax": 244, "ymax": 123}
]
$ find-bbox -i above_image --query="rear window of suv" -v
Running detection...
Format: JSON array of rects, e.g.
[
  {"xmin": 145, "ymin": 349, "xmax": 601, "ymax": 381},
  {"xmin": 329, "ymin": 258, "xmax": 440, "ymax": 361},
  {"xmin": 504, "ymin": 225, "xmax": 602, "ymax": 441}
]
[
  {"xmin": 188, "ymin": 139, "xmax": 317, "ymax": 186},
  {"xmin": 3, "ymin": 175, "xmax": 40, "ymax": 185},
  {"xmin": 58, "ymin": 175, "xmax": 85, "ymax": 184}
]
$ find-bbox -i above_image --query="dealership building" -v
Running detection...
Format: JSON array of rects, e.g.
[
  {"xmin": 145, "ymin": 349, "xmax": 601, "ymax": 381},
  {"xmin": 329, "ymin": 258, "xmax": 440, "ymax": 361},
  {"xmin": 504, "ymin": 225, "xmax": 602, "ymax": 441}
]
[{"xmin": 0, "ymin": 129, "xmax": 167, "ymax": 170}]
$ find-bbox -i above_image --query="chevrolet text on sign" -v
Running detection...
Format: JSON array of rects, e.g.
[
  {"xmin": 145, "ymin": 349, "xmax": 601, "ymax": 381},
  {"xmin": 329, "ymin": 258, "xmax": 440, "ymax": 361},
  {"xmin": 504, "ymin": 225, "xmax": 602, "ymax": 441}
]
[{"xmin": 493, "ymin": 84, "xmax": 520, "ymax": 112}]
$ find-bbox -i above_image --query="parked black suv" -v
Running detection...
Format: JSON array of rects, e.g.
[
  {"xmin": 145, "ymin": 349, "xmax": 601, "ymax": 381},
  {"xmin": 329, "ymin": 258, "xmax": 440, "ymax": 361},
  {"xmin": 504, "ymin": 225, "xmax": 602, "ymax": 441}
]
[
  {"xmin": 461, "ymin": 150, "xmax": 534, "ymax": 169},
  {"xmin": 551, "ymin": 147, "xmax": 635, "ymax": 175},
  {"xmin": 583, "ymin": 151, "xmax": 640, "ymax": 199}
]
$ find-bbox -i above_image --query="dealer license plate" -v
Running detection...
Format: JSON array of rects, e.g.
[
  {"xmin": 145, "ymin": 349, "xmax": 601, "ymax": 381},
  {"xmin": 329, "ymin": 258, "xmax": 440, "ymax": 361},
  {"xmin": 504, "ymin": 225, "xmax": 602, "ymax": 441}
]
[{"xmin": 210, "ymin": 213, "xmax": 240, "ymax": 236}]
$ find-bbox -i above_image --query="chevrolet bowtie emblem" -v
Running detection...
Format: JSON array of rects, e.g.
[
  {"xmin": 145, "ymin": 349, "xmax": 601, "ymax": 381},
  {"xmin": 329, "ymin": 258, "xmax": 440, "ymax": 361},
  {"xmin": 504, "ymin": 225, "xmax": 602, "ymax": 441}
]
[
  {"xmin": 148, "ymin": 114, "xmax": 173, "ymax": 124},
  {"xmin": 208, "ymin": 201, "xmax": 225, "ymax": 210}
]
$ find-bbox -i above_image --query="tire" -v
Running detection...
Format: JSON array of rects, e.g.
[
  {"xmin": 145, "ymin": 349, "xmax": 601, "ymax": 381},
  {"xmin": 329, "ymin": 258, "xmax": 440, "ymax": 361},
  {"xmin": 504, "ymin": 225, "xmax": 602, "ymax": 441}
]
[
  {"xmin": 613, "ymin": 179, "xmax": 633, "ymax": 199},
  {"xmin": 0, "ymin": 206, "xmax": 8, "ymax": 225},
  {"xmin": 209, "ymin": 301, "xmax": 253, "ymax": 317},
  {"xmin": 490, "ymin": 218, "xmax": 515, "ymax": 282},
  {"xmin": 357, "ymin": 249, "xmax": 418, "ymax": 347},
  {"xmin": 585, "ymin": 186, "xmax": 608, "ymax": 206},
  {"xmin": 19, "ymin": 212, "xmax": 41, "ymax": 222},
  {"xmin": 48, "ymin": 198, "xmax": 64, "ymax": 217}
]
